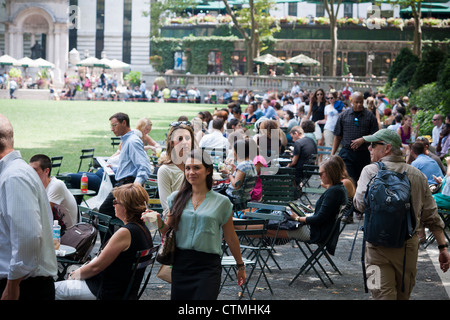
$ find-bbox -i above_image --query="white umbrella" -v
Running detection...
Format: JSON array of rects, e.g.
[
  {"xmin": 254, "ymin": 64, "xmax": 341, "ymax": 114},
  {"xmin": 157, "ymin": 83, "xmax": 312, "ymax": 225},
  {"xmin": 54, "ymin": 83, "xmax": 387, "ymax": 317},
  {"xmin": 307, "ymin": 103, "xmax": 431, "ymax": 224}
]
[
  {"xmin": 0, "ymin": 54, "xmax": 18, "ymax": 66},
  {"xmin": 285, "ymin": 54, "xmax": 320, "ymax": 67},
  {"xmin": 76, "ymin": 56, "xmax": 106, "ymax": 68},
  {"xmin": 14, "ymin": 57, "xmax": 39, "ymax": 68},
  {"xmin": 253, "ymin": 54, "xmax": 285, "ymax": 66},
  {"xmin": 109, "ymin": 59, "xmax": 130, "ymax": 70},
  {"xmin": 34, "ymin": 57, "xmax": 55, "ymax": 68}
]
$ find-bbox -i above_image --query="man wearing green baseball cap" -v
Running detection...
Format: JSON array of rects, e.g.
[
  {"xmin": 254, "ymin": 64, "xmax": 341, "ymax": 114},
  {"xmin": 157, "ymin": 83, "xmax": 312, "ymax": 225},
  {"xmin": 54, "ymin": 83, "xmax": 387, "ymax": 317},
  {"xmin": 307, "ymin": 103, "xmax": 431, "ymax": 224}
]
[{"xmin": 354, "ymin": 128, "xmax": 450, "ymax": 300}]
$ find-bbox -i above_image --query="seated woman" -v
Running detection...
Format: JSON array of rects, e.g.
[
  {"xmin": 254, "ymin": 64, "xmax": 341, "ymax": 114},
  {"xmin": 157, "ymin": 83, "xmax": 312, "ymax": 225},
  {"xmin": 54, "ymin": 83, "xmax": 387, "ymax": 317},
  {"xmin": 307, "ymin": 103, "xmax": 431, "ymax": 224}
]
[
  {"xmin": 54, "ymin": 184, "xmax": 153, "ymax": 300},
  {"xmin": 220, "ymin": 139, "xmax": 258, "ymax": 206},
  {"xmin": 262, "ymin": 157, "xmax": 348, "ymax": 244},
  {"xmin": 135, "ymin": 118, "xmax": 161, "ymax": 153}
]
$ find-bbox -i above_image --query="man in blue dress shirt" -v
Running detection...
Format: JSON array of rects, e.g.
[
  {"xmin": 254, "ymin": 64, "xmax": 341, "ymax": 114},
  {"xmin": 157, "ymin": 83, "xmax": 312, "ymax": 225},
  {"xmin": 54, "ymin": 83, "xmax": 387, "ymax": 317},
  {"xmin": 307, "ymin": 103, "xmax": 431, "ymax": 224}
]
[
  {"xmin": 410, "ymin": 141, "xmax": 444, "ymax": 185},
  {"xmin": 99, "ymin": 112, "xmax": 152, "ymax": 219},
  {"xmin": 261, "ymin": 99, "xmax": 278, "ymax": 120}
]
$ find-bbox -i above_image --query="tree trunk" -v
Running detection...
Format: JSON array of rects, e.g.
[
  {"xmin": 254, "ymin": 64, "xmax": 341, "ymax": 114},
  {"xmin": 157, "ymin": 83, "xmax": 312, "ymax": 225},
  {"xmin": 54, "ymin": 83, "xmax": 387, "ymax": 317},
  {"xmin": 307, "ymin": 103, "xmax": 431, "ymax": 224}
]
[
  {"xmin": 330, "ymin": 18, "xmax": 338, "ymax": 76},
  {"xmin": 412, "ymin": 4, "xmax": 422, "ymax": 59}
]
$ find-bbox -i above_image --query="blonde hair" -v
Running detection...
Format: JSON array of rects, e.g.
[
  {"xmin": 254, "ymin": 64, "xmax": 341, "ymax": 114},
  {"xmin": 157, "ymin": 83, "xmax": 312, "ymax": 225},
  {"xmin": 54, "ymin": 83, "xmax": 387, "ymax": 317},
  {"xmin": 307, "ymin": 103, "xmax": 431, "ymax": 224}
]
[{"xmin": 136, "ymin": 118, "xmax": 152, "ymax": 133}]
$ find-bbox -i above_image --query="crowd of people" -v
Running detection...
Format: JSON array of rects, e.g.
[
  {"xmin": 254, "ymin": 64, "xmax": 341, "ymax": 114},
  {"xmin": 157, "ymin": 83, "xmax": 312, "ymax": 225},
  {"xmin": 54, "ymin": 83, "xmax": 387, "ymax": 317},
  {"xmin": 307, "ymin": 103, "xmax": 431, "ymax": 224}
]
[{"xmin": 1, "ymin": 79, "xmax": 450, "ymax": 301}]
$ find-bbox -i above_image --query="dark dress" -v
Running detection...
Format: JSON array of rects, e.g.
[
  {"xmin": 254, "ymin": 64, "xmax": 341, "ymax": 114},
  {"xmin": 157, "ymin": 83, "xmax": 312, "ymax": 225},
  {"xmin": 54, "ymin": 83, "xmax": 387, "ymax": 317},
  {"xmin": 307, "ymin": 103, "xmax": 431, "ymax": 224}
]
[{"xmin": 86, "ymin": 222, "xmax": 153, "ymax": 300}]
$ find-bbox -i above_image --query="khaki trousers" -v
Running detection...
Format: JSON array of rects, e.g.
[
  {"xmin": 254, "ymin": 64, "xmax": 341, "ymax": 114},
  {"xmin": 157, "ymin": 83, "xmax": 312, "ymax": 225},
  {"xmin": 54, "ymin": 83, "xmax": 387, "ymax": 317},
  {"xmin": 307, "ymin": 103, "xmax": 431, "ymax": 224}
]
[{"xmin": 365, "ymin": 235, "xmax": 419, "ymax": 300}]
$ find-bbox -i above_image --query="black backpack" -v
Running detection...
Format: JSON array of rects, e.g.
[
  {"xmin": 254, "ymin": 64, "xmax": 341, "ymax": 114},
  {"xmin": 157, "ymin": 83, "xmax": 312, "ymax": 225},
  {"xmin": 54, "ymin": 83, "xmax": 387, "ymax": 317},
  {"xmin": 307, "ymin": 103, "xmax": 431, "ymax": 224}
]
[
  {"xmin": 363, "ymin": 162, "xmax": 416, "ymax": 248},
  {"xmin": 361, "ymin": 162, "xmax": 416, "ymax": 293},
  {"xmin": 61, "ymin": 220, "xmax": 98, "ymax": 262}
]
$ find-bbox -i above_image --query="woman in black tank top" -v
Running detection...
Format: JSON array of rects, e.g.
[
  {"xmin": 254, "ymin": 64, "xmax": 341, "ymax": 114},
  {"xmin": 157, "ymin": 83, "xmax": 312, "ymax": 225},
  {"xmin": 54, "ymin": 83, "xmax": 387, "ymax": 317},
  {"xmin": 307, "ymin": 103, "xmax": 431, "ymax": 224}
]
[{"xmin": 55, "ymin": 184, "xmax": 153, "ymax": 300}]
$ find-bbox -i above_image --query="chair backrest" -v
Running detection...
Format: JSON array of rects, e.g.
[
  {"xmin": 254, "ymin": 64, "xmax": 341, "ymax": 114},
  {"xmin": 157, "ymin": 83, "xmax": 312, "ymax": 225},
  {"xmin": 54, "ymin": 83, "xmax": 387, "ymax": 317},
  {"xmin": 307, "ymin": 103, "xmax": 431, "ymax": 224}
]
[
  {"xmin": 230, "ymin": 174, "xmax": 258, "ymax": 211},
  {"xmin": 111, "ymin": 137, "xmax": 121, "ymax": 149},
  {"xmin": 77, "ymin": 148, "xmax": 95, "ymax": 172},
  {"xmin": 260, "ymin": 168, "xmax": 298, "ymax": 205},
  {"xmin": 51, "ymin": 156, "xmax": 63, "ymax": 175},
  {"xmin": 144, "ymin": 174, "xmax": 159, "ymax": 198},
  {"xmin": 79, "ymin": 205, "xmax": 112, "ymax": 245},
  {"xmin": 123, "ymin": 244, "xmax": 160, "ymax": 300},
  {"xmin": 201, "ymin": 147, "xmax": 227, "ymax": 163}
]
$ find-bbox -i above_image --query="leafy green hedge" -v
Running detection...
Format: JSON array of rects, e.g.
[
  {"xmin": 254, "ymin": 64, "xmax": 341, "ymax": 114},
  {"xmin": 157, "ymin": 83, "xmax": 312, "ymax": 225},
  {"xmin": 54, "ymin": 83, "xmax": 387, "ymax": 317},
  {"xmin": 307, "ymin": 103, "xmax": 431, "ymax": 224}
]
[
  {"xmin": 150, "ymin": 36, "xmax": 239, "ymax": 74},
  {"xmin": 386, "ymin": 45, "xmax": 450, "ymax": 137}
]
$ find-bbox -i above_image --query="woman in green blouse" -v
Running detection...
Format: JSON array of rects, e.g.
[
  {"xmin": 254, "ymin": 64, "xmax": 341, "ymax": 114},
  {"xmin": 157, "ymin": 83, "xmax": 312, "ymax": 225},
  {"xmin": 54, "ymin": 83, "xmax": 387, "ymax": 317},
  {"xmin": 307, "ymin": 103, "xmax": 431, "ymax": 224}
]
[{"xmin": 155, "ymin": 149, "xmax": 246, "ymax": 300}]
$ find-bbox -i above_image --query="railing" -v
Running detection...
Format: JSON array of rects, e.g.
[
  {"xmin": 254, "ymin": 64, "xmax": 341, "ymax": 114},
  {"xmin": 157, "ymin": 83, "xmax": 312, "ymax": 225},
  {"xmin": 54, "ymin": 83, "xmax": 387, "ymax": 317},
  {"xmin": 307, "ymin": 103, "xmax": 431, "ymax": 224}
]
[{"xmin": 144, "ymin": 73, "xmax": 387, "ymax": 95}]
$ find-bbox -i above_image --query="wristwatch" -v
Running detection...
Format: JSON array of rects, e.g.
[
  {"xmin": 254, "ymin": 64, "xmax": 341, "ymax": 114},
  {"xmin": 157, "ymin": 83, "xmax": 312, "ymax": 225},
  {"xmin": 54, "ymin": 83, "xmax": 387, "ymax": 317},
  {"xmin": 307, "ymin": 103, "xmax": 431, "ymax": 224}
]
[
  {"xmin": 295, "ymin": 216, "xmax": 300, "ymax": 222},
  {"xmin": 236, "ymin": 263, "xmax": 245, "ymax": 270},
  {"xmin": 438, "ymin": 243, "xmax": 448, "ymax": 250}
]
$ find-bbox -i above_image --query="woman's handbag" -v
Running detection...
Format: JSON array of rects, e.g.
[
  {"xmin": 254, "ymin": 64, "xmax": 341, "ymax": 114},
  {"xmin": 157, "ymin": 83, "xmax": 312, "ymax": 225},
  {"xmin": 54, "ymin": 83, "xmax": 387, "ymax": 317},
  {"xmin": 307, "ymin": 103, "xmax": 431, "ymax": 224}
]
[
  {"xmin": 156, "ymin": 265, "xmax": 172, "ymax": 283},
  {"xmin": 156, "ymin": 227, "xmax": 176, "ymax": 265}
]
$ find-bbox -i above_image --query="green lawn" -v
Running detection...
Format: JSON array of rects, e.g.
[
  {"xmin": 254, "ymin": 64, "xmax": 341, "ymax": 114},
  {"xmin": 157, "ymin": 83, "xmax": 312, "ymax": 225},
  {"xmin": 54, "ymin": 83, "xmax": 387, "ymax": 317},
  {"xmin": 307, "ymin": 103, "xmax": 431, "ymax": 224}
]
[{"xmin": 0, "ymin": 99, "xmax": 220, "ymax": 173}]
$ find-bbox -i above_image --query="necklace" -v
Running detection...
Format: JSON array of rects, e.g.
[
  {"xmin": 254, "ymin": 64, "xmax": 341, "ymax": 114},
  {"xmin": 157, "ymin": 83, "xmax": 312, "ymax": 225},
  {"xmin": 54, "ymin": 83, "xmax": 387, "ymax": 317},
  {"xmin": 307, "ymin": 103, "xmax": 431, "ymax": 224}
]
[{"xmin": 192, "ymin": 193, "xmax": 206, "ymax": 210}]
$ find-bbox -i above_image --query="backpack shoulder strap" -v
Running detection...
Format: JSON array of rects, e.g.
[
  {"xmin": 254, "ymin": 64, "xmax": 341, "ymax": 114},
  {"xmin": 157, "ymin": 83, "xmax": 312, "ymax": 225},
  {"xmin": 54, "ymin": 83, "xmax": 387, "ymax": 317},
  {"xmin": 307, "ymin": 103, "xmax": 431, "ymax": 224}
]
[{"xmin": 376, "ymin": 161, "xmax": 386, "ymax": 171}]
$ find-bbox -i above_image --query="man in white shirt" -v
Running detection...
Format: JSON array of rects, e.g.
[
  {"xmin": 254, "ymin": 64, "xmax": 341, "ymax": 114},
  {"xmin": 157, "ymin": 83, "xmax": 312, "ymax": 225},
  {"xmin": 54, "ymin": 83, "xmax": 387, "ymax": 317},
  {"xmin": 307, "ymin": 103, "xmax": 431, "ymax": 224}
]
[
  {"xmin": 199, "ymin": 118, "xmax": 229, "ymax": 150},
  {"xmin": 431, "ymin": 114, "xmax": 444, "ymax": 147},
  {"xmin": 0, "ymin": 114, "xmax": 57, "ymax": 300},
  {"xmin": 29, "ymin": 154, "xmax": 78, "ymax": 229}
]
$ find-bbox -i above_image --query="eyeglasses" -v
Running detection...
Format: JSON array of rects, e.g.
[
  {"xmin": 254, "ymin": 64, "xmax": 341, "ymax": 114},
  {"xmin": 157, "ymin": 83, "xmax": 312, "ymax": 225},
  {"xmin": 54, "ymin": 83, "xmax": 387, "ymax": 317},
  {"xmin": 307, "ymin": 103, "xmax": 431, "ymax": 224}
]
[
  {"xmin": 170, "ymin": 121, "xmax": 191, "ymax": 127},
  {"xmin": 370, "ymin": 141, "xmax": 387, "ymax": 148},
  {"xmin": 112, "ymin": 199, "xmax": 121, "ymax": 206},
  {"xmin": 432, "ymin": 118, "xmax": 439, "ymax": 121},
  {"xmin": 110, "ymin": 123, "xmax": 120, "ymax": 128}
]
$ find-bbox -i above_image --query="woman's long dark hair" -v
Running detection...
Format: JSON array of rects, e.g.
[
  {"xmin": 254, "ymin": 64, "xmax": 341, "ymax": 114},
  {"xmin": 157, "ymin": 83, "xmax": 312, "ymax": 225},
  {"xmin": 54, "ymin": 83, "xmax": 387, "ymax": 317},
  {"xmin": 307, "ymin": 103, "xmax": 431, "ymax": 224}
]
[{"xmin": 168, "ymin": 149, "xmax": 214, "ymax": 231}]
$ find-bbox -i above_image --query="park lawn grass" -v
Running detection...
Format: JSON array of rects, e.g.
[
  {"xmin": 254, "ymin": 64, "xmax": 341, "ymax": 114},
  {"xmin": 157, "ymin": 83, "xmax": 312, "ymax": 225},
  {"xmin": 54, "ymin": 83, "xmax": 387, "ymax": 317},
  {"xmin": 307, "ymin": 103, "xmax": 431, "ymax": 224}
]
[{"xmin": 0, "ymin": 99, "xmax": 220, "ymax": 173}]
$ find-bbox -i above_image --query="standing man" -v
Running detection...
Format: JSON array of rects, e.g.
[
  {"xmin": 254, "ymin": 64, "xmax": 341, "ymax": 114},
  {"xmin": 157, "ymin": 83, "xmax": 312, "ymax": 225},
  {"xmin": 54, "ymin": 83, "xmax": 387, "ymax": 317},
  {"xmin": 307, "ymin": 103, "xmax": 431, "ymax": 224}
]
[
  {"xmin": 332, "ymin": 91, "xmax": 379, "ymax": 186},
  {"xmin": 431, "ymin": 114, "xmax": 444, "ymax": 147},
  {"xmin": 99, "ymin": 112, "xmax": 152, "ymax": 218},
  {"xmin": 354, "ymin": 129, "xmax": 449, "ymax": 300},
  {"xmin": 0, "ymin": 114, "xmax": 57, "ymax": 300},
  {"xmin": 29, "ymin": 154, "xmax": 78, "ymax": 229}
]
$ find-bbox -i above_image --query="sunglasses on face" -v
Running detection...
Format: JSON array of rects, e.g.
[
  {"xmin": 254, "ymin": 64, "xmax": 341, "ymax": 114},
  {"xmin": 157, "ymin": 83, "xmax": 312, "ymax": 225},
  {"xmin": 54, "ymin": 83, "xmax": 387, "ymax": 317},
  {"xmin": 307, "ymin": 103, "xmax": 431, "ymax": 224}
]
[{"xmin": 370, "ymin": 141, "xmax": 387, "ymax": 148}]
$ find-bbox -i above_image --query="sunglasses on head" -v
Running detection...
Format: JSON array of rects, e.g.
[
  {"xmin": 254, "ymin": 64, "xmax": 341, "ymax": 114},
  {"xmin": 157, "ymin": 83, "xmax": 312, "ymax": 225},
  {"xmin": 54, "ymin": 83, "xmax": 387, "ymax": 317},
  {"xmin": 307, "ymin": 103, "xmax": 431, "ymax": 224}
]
[{"xmin": 170, "ymin": 121, "xmax": 191, "ymax": 127}]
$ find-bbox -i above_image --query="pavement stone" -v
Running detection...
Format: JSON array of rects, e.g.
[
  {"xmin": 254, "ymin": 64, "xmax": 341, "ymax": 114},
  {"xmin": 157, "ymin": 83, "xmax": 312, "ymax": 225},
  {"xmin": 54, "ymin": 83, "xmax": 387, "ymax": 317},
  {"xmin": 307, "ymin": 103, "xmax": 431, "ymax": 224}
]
[{"xmin": 140, "ymin": 216, "xmax": 449, "ymax": 301}]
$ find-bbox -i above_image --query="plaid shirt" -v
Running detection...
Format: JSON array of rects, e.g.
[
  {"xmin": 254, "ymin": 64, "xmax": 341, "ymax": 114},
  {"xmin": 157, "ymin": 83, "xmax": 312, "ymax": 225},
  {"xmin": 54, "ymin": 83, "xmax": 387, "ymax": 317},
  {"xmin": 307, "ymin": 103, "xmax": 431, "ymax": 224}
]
[{"xmin": 333, "ymin": 108, "xmax": 378, "ymax": 151}]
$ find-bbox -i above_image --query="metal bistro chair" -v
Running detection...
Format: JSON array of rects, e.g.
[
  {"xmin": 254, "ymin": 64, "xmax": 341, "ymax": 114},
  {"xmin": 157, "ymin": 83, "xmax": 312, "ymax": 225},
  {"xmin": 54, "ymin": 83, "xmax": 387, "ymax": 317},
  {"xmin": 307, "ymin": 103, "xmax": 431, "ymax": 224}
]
[
  {"xmin": 259, "ymin": 167, "xmax": 298, "ymax": 206},
  {"xmin": 51, "ymin": 156, "xmax": 64, "ymax": 176},
  {"xmin": 220, "ymin": 219, "xmax": 270, "ymax": 300},
  {"xmin": 122, "ymin": 245, "xmax": 160, "ymax": 300},
  {"xmin": 425, "ymin": 208, "xmax": 450, "ymax": 247},
  {"xmin": 111, "ymin": 136, "xmax": 121, "ymax": 150},
  {"xmin": 289, "ymin": 212, "xmax": 345, "ymax": 288},
  {"xmin": 230, "ymin": 174, "xmax": 258, "ymax": 215},
  {"xmin": 77, "ymin": 148, "xmax": 95, "ymax": 173}
]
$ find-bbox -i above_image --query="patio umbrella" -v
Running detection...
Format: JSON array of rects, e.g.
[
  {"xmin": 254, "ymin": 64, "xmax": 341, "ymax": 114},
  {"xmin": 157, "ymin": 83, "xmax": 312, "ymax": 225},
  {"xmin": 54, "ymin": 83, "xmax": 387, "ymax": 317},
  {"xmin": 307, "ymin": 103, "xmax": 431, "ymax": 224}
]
[
  {"xmin": 76, "ymin": 56, "xmax": 107, "ymax": 68},
  {"xmin": 34, "ymin": 57, "xmax": 55, "ymax": 68},
  {"xmin": 109, "ymin": 59, "xmax": 130, "ymax": 70},
  {"xmin": 0, "ymin": 54, "xmax": 18, "ymax": 66},
  {"xmin": 253, "ymin": 54, "xmax": 285, "ymax": 66},
  {"xmin": 285, "ymin": 54, "xmax": 320, "ymax": 67}
]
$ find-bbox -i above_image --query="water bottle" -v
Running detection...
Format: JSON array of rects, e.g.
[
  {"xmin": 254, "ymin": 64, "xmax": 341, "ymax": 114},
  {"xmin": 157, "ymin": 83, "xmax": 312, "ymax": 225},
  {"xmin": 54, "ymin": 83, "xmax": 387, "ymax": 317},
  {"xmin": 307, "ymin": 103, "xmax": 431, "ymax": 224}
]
[
  {"xmin": 80, "ymin": 172, "xmax": 88, "ymax": 194},
  {"xmin": 53, "ymin": 220, "xmax": 61, "ymax": 250}
]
